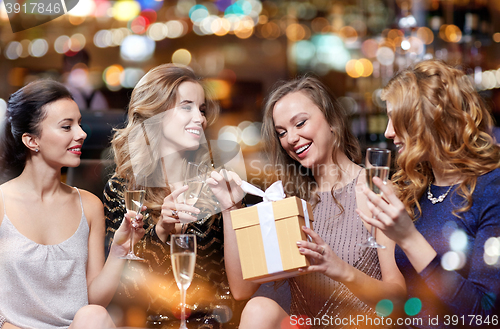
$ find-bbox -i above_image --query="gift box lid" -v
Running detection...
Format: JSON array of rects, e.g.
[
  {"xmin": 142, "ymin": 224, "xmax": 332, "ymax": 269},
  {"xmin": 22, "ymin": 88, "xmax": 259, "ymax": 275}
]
[{"xmin": 230, "ymin": 196, "xmax": 313, "ymax": 230}]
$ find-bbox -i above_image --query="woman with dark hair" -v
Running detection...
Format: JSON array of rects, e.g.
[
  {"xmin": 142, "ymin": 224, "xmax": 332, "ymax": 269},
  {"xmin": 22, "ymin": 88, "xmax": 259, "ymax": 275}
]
[
  {"xmin": 104, "ymin": 64, "xmax": 245, "ymax": 328},
  {"xmin": 218, "ymin": 76, "xmax": 406, "ymax": 329},
  {"xmin": 0, "ymin": 80, "xmax": 143, "ymax": 329},
  {"xmin": 359, "ymin": 60, "xmax": 500, "ymax": 327}
]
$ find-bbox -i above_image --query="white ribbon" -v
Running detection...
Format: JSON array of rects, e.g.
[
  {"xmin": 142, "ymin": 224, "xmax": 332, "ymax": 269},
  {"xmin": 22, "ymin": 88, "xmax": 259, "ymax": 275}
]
[{"xmin": 239, "ymin": 181, "xmax": 309, "ymax": 274}]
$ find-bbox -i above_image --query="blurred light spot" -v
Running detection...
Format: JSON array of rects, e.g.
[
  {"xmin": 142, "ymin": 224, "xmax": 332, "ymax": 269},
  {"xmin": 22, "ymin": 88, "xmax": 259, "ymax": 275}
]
[
  {"xmin": 55, "ymin": 35, "xmax": 71, "ymax": 53},
  {"xmin": 260, "ymin": 21, "xmax": 280, "ymax": 39},
  {"xmin": 361, "ymin": 39, "xmax": 378, "ymax": 58},
  {"xmin": 404, "ymin": 298, "xmax": 422, "ymax": 316},
  {"xmin": 70, "ymin": 34, "xmax": 86, "ymax": 52},
  {"xmin": 113, "ymin": 1, "xmax": 141, "ymax": 21},
  {"xmin": 359, "ymin": 59, "xmax": 373, "ymax": 77},
  {"xmin": 120, "ymin": 35, "xmax": 155, "ymax": 62},
  {"xmin": 121, "ymin": 68, "xmax": 145, "ymax": 88},
  {"xmin": 130, "ymin": 15, "xmax": 148, "ymax": 34},
  {"xmin": 442, "ymin": 221, "xmax": 458, "ymax": 239},
  {"xmin": 484, "ymin": 252, "xmax": 499, "ymax": 266},
  {"xmin": 286, "ymin": 23, "xmax": 306, "ymax": 41},
  {"xmin": 166, "ymin": 20, "xmax": 185, "ymax": 38},
  {"xmin": 103, "ymin": 64, "xmax": 124, "ymax": 91},
  {"xmin": 401, "ymin": 39, "xmax": 410, "ymax": 50},
  {"xmin": 291, "ymin": 40, "xmax": 315, "ymax": 66},
  {"xmin": 213, "ymin": 17, "xmax": 231, "ymax": 36},
  {"xmin": 484, "ymin": 237, "xmax": 500, "ymax": 257},
  {"xmin": 189, "ymin": 4, "xmax": 209, "ymax": 23},
  {"xmin": 29, "ymin": 39, "xmax": 48, "ymax": 57},
  {"xmin": 241, "ymin": 123, "xmax": 261, "ymax": 146},
  {"xmin": 111, "ymin": 28, "xmax": 129, "ymax": 46},
  {"xmin": 176, "ymin": 0, "xmax": 195, "ymax": 17},
  {"xmin": 311, "ymin": 17, "xmax": 329, "ymax": 33},
  {"xmin": 372, "ymin": 89, "xmax": 385, "ymax": 108},
  {"xmin": 376, "ymin": 47, "xmax": 395, "ymax": 66},
  {"xmin": 238, "ymin": 121, "xmax": 252, "ymax": 131},
  {"xmin": 450, "ymin": 230, "xmax": 468, "ymax": 251},
  {"xmin": 5, "ymin": 41, "xmax": 22, "ymax": 60},
  {"xmin": 69, "ymin": 0, "xmax": 95, "ymax": 17},
  {"xmin": 312, "ymin": 34, "xmax": 350, "ymax": 72},
  {"xmin": 172, "ymin": 49, "xmax": 192, "ymax": 66},
  {"xmin": 375, "ymin": 299, "xmax": 393, "ymax": 317},
  {"xmin": 339, "ymin": 26, "xmax": 358, "ymax": 43},
  {"xmin": 94, "ymin": 30, "xmax": 112, "ymax": 48},
  {"xmin": 441, "ymin": 251, "xmax": 466, "ymax": 271},
  {"xmin": 417, "ymin": 27, "xmax": 434, "ymax": 44},
  {"xmin": 148, "ymin": 23, "xmax": 168, "ymax": 41},
  {"xmin": 482, "ymin": 71, "xmax": 496, "ymax": 90},
  {"xmin": 494, "ymin": 33, "xmax": 500, "ymax": 43},
  {"xmin": 339, "ymin": 97, "xmax": 358, "ymax": 115},
  {"xmin": 19, "ymin": 40, "xmax": 30, "ymax": 58}
]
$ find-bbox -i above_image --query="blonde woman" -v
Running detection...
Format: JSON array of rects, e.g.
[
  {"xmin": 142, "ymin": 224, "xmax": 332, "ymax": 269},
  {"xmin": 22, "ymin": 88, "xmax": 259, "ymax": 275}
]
[
  {"xmin": 359, "ymin": 60, "xmax": 500, "ymax": 328},
  {"xmin": 104, "ymin": 64, "xmax": 244, "ymax": 328}
]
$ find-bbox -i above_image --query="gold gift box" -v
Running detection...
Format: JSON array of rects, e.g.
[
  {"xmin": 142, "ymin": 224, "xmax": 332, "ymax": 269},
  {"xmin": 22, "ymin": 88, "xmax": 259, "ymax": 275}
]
[{"xmin": 230, "ymin": 196, "xmax": 314, "ymax": 283}]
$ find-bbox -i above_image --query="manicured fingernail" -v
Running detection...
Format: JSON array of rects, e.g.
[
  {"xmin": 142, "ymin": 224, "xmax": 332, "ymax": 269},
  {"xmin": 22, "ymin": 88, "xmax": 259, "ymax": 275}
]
[
  {"xmin": 296, "ymin": 241, "xmax": 301, "ymax": 246},
  {"xmin": 299, "ymin": 248, "xmax": 305, "ymax": 253}
]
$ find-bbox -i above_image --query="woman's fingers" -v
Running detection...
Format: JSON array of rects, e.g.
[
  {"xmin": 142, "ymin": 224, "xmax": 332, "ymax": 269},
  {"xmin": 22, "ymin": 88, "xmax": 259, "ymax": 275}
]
[
  {"xmin": 301, "ymin": 226, "xmax": 325, "ymax": 245},
  {"xmin": 169, "ymin": 185, "xmax": 189, "ymax": 201}
]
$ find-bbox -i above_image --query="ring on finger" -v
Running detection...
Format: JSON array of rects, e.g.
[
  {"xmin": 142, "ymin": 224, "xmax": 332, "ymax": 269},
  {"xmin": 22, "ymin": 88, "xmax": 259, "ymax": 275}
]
[
  {"xmin": 320, "ymin": 247, "xmax": 325, "ymax": 255},
  {"xmin": 171, "ymin": 209, "xmax": 179, "ymax": 219}
]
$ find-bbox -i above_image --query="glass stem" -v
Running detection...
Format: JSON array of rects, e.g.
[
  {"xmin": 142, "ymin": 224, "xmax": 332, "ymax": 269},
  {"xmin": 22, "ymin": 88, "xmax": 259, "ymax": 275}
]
[
  {"xmin": 180, "ymin": 287, "xmax": 187, "ymax": 329},
  {"xmin": 369, "ymin": 225, "xmax": 376, "ymax": 242},
  {"xmin": 129, "ymin": 219, "xmax": 135, "ymax": 255}
]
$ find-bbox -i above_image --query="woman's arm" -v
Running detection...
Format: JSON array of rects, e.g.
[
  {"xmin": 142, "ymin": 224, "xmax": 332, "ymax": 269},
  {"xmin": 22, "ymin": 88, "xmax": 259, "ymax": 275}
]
[
  {"xmin": 84, "ymin": 189, "xmax": 145, "ymax": 307},
  {"xmin": 207, "ymin": 170, "xmax": 261, "ymax": 300},
  {"xmin": 361, "ymin": 176, "xmax": 500, "ymax": 315}
]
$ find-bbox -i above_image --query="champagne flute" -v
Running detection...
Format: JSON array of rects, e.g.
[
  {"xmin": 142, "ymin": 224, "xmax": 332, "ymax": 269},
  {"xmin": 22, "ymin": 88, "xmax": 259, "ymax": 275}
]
[
  {"xmin": 182, "ymin": 162, "xmax": 208, "ymax": 221},
  {"xmin": 121, "ymin": 178, "xmax": 146, "ymax": 261},
  {"xmin": 171, "ymin": 234, "xmax": 197, "ymax": 329},
  {"xmin": 359, "ymin": 148, "xmax": 391, "ymax": 249}
]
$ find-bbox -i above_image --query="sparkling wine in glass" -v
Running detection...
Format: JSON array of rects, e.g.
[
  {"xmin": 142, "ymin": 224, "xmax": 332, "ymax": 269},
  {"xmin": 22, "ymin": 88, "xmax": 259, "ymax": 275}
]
[
  {"xmin": 183, "ymin": 162, "xmax": 208, "ymax": 221},
  {"xmin": 121, "ymin": 181, "xmax": 146, "ymax": 261},
  {"xmin": 360, "ymin": 148, "xmax": 391, "ymax": 249},
  {"xmin": 171, "ymin": 234, "xmax": 197, "ymax": 329}
]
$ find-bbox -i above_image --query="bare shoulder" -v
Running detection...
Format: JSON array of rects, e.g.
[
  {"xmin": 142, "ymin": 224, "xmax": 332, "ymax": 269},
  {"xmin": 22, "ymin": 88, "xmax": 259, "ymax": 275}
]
[{"xmin": 75, "ymin": 188, "xmax": 104, "ymax": 222}]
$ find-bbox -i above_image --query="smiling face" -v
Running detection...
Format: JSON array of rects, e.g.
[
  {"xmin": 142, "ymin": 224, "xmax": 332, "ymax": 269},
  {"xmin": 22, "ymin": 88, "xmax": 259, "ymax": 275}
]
[
  {"xmin": 384, "ymin": 102, "xmax": 405, "ymax": 153},
  {"xmin": 35, "ymin": 98, "xmax": 87, "ymax": 168},
  {"xmin": 160, "ymin": 81, "xmax": 207, "ymax": 156},
  {"xmin": 273, "ymin": 91, "xmax": 335, "ymax": 168}
]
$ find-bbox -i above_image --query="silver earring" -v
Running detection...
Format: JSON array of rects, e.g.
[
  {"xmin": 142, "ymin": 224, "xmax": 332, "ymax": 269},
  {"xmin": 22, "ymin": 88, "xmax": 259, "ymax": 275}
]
[{"xmin": 35, "ymin": 148, "xmax": 39, "ymax": 153}]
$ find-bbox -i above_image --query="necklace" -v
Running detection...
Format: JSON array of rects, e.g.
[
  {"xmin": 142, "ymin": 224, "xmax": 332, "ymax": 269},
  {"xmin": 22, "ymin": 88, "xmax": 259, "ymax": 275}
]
[{"xmin": 427, "ymin": 180, "xmax": 455, "ymax": 204}]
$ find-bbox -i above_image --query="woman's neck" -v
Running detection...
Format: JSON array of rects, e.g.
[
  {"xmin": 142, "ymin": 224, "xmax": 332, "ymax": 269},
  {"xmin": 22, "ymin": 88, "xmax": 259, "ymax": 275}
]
[
  {"xmin": 15, "ymin": 160, "xmax": 62, "ymax": 198},
  {"xmin": 431, "ymin": 169, "xmax": 463, "ymax": 186},
  {"xmin": 161, "ymin": 152, "xmax": 185, "ymax": 189},
  {"xmin": 312, "ymin": 152, "xmax": 360, "ymax": 192}
]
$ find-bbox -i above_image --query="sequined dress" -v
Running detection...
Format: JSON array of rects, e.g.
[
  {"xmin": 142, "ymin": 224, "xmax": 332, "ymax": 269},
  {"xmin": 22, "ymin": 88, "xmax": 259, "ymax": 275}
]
[
  {"xmin": 289, "ymin": 172, "xmax": 382, "ymax": 329},
  {"xmin": 104, "ymin": 176, "xmax": 244, "ymax": 329}
]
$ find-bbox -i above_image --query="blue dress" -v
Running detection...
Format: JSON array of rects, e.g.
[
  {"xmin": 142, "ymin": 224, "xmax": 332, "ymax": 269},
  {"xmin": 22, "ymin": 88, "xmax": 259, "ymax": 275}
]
[{"xmin": 395, "ymin": 168, "xmax": 500, "ymax": 328}]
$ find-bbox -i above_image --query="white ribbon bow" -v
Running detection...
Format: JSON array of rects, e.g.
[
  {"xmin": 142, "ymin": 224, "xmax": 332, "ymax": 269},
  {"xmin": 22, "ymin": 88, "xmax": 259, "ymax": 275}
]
[{"xmin": 240, "ymin": 180, "xmax": 286, "ymax": 202}]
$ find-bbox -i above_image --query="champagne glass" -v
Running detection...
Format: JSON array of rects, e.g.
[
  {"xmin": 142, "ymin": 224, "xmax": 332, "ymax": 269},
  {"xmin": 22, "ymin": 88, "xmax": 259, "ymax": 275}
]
[
  {"xmin": 182, "ymin": 162, "xmax": 208, "ymax": 221},
  {"xmin": 121, "ymin": 178, "xmax": 146, "ymax": 261},
  {"xmin": 171, "ymin": 234, "xmax": 197, "ymax": 329},
  {"xmin": 359, "ymin": 148, "xmax": 391, "ymax": 249}
]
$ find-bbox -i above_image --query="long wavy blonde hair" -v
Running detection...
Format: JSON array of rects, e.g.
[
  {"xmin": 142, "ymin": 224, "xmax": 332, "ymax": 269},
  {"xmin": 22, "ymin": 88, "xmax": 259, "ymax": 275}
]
[
  {"xmin": 111, "ymin": 64, "xmax": 219, "ymax": 220},
  {"xmin": 381, "ymin": 60, "xmax": 500, "ymax": 220},
  {"xmin": 262, "ymin": 76, "xmax": 361, "ymax": 207}
]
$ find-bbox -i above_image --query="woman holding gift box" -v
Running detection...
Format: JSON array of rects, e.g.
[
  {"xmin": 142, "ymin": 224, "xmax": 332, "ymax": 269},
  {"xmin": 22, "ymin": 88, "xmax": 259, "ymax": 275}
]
[
  {"xmin": 218, "ymin": 76, "xmax": 406, "ymax": 328},
  {"xmin": 104, "ymin": 64, "xmax": 245, "ymax": 328},
  {"xmin": 357, "ymin": 60, "xmax": 500, "ymax": 327}
]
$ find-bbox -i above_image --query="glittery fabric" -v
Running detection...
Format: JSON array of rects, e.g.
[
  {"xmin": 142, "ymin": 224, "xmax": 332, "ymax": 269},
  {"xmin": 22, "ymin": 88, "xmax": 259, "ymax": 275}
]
[
  {"xmin": 104, "ymin": 176, "xmax": 244, "ymax": 329},
  {"xmin": 289, "ymin": 171, "xmax": 383, "ymax": 329},
  {"xmin": 0, "ymin": 188, "xmax": 89, "ymax": 329},
  {"xmin": 395, "ymin": 168, "xmax": 500, "ymax": 328}
]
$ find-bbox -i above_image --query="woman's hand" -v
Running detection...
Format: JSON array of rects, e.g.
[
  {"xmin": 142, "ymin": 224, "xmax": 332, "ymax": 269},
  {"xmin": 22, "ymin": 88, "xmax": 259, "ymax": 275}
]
[
  {"xmin": 156, "ymin": 185, "xmax": 201, "ymax": 242},
  {"xmin": 297, "ymin": 226, "xmax": 352, "ymax": 283},
  {"xmin": 356, "ymin": 176, "xmax": 417, "ymax": 247},
  {"xmin": 110, "ymin": 206, "xmax": 146, "ymax": 257},
  {"xmin": 206, "ymin": 169, "xmax": 244, "ymax": 211}
]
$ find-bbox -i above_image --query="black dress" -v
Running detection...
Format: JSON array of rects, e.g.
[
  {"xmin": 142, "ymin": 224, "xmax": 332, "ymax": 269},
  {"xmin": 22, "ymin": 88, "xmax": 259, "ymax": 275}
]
[{"xmin": 104, "ymin": 175, "xmax": 245, "ymax": 328}]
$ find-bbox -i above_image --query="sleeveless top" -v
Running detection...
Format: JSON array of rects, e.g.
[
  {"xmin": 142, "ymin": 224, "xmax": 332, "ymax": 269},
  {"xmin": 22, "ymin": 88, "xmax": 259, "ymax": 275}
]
[
  {"xmin": 0, "ymin": 188, "xmax": 89, "ymax": 329},
  {"xmin": 289, "ymin": 170, "xmax": 382, "ymax": 328}
]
